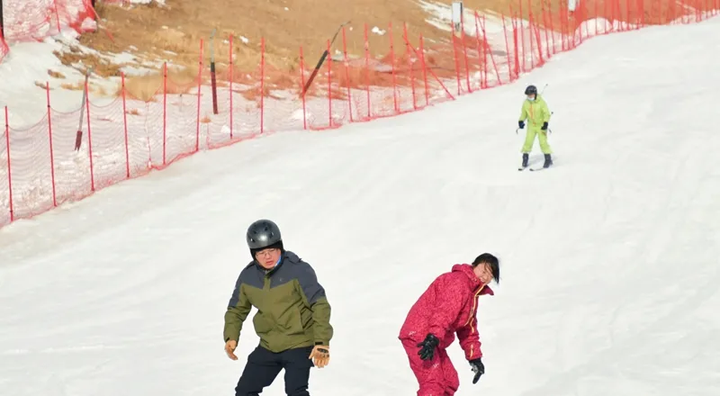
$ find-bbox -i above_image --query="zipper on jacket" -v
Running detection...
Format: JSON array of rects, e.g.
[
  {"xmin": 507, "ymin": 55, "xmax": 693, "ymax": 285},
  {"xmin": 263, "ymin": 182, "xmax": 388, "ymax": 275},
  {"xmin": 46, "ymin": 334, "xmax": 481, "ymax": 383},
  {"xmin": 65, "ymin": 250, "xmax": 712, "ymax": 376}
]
[
  {"xmin": 529, "ymin": 102, "xmax": 535, "ymax": 122},
  {"xmin": 465, "ymin": 285, "xmax": 485, "ymax": 360},
  {"xmin": 464, "ymin": 285, "xmax": 485, "ymax": 328}
]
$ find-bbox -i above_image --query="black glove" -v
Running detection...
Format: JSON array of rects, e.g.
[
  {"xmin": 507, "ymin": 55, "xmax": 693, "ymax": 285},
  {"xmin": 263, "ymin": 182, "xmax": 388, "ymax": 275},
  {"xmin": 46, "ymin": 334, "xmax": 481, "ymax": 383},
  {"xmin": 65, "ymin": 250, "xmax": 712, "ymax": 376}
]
[
  {"xmin": 416, "ymin": 333, "xmax": 439, "ymax": 361},
  {"xmin": 541, "ymin": 121, "xmax": 548, "ymax": 130},
  {"xmin": 518, "ymin": 120, "xmax": 525, "ymax": 129},
  {"xmin": 469, "ymin": 358, "xmax": 484, "ymax": 384}
]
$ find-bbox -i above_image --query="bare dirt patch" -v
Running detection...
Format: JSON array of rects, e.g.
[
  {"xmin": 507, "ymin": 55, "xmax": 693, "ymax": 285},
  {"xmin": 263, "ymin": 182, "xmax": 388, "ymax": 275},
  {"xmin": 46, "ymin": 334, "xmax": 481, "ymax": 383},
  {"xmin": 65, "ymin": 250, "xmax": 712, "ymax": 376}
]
[
  {"xmin": 74, "ymin": 1, "xmax": 515, "ymax": 75},
  {"xmin": 56, "ymin": 0, "xmax": 677, "ymax": 99}
]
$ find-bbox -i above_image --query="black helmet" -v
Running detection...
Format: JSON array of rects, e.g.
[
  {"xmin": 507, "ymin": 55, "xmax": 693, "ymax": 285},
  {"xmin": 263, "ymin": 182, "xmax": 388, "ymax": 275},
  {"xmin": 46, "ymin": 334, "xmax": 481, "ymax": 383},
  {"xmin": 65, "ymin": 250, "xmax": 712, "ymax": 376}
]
[
  {"xmin": 246, "ymin": 219, "xmax": 283, "ymax": 256},
  {"xmin": 524, "ymin": 85, "xmax": 537, "ymax": 95}
]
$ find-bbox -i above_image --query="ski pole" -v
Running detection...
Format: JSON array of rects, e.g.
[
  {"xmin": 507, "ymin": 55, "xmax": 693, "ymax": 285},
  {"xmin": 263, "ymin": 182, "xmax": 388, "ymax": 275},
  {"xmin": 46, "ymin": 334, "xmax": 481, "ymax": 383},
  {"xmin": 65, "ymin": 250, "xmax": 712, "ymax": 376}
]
[
  {"xmin": 210, "ymin": 28, "xmax": 218, "ymax": 115},
  {"xmin": 301, "ymin": 20, "xmax": 351, "ymax": 96},
  {"xmin": 548, "ymin": 111, "xmax": 554, "ymax": 134},
  {"xmin": 74, "ymin": 66, "xmax": 94, "ymax": 151}
]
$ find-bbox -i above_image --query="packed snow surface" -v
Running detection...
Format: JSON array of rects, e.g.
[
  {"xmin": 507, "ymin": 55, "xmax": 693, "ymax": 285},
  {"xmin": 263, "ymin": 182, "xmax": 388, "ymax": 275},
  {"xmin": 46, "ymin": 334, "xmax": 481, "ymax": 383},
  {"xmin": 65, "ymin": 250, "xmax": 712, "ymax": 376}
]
[{"xmin": 1, "ymin": 16, "xmax": 719, "ymax": 396}]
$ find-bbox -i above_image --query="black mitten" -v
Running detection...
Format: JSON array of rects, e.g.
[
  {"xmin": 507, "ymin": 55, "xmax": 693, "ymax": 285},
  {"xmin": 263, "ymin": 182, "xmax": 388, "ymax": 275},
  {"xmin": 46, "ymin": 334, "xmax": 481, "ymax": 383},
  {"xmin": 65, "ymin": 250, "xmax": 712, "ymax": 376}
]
[
  {"xmin": 541, "ymin": 121, "xmax": 548, "ymax": 130},
  {"xmin": 416, "ymin": 333, "xmax": 439, "ymax": 361},
  {"xmin": 469, "ymin": 358, "xmax": 485, "ymax": 384},
  {"xmin": 518, "ymin": 120, "xmax": 525, "ymax": 129}
]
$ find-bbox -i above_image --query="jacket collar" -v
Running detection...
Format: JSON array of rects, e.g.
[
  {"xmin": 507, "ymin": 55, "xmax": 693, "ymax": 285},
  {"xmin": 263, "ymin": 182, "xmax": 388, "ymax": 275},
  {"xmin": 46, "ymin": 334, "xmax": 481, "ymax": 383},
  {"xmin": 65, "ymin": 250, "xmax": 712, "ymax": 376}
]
[
  {"xmin": 250, "ymin": 250, "xmax": 300, "ymax": 275},
  {"xmin": 526, "ymin": 94, "xmax": 543, "ymax": 104},
  {"xmin": 452, "ymin": 264, "xmax": 495, "ymax": 296}
]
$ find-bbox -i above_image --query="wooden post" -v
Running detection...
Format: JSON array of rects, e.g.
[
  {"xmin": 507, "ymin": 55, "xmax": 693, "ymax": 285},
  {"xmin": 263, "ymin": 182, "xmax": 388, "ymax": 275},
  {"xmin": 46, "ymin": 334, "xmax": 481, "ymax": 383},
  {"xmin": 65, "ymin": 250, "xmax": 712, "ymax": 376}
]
[
  {"xmin": 210, "ymin": 29, "xmax": 219, "ymax": 115},
  {"xmin": 0, "ymin": 0, "xmax": 5, "ymax": 39}
]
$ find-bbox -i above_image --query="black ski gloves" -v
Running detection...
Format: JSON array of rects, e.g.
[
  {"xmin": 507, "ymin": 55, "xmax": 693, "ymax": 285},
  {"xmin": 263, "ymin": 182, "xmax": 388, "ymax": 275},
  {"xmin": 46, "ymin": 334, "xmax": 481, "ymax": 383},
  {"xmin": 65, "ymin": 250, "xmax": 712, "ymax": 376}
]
[
  {"xmin": 469, "ymin": 358, "xmax": 484, "ymax": 384},
  {"xmin": 417, "ymin": 333, "xmax": 440, "ymax": 361},
  {"xmin": 541, "ymin": 121, "xmax": 548, "ymax": 130},
  {"xmin": 518, "ymin": 120, "xmax": 525, "ymax": 129}
]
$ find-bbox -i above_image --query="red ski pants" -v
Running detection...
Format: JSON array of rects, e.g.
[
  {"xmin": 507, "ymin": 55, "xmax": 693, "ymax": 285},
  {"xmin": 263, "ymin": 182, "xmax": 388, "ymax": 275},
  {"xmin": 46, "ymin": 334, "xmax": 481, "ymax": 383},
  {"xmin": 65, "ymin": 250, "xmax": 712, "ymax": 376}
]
[{"xmin": 401, "ymin": 338, "xmax": 459, "ymax": 396}]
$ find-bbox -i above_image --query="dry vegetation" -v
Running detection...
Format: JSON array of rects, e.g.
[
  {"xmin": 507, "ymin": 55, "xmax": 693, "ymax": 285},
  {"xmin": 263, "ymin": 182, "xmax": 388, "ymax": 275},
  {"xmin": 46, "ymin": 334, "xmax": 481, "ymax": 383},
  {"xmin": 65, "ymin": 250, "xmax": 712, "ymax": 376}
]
[{"xmin": 55, "ymin": 0, "xmax": 681, "ymax": 99}]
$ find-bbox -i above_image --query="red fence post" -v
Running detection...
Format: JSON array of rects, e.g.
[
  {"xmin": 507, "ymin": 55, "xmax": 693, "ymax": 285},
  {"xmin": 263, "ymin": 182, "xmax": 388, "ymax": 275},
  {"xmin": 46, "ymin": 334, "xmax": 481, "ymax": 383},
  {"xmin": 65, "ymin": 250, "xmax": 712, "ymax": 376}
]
[
  {"xmin": 548, "ymin": 1, "xmax": 556, "ymax": 51},
  {"xmin": 681, "ymin": 0, "xmax": 686, "ymax": 23},
  {"xmin": 46, "ymin": 82, "xmax": 57, "ymax": 208},
  {"xmin": 543, "ymin": 2, "xmax": 551, "ymax": 58},
  {"xmin": 518, "ymin": 1, "xmax": 526, "ymax": 72},
  {"xmin": 419, "ymin": 34, "xmax": 429, "ymax": 106},
  {"xmin": 484, "ymin": 38, "xmax": 500, "ymax": 86},
  {"xmin": 409, "ymin": 45, "xmax": 417, "ymax": 111},
  {"xmin": 121, "ymin": 72, "xmax": 130, "ymax": 179},
  {"xmin": 162, "ymin": 62, "xmax": 167, "ymax": 165},
  {"xmin": 502, "ymin": 13, "xmax": 513, "ymax": 83},
  {"xmin": 643, "ymin": 0, "xmax": 649, "ymax": 27},
  {"xmin": 669, "ymin": 0, "xmax": 676, "ymax": 23},
  {"xmin": 451, "ymin": 25, "xmax": 461, "ymax": 95},
  {"xmin": 326, "ymin": 39, "xmax": 332, "ymax": 128},
  {"xmin": 4, "ymin": 106, "xmax": 13, "ymax": 222},
  {"xmin": 85, "ymin": 78, "xmax": 95, "ymax": 192},
  {"xmin": 342, "ymin": 26, "xmax": 353, "ymax": 122},
  {"xmin": 229, "ymin": 34, "xmax": 234, "ymax": 139},
  {"xmin": 364, "ymin": 23, "xmax": 371, "ymax": 119},
  {"xmin": 389, "ymin": 22, "xmax": 398, "ymax": 113},
  {"xmin": 52, "ymin": 0, "xmax": 61, "ymax": 34},
  {"xmin": 477, "ymin": 14, "xmax": 500, "ymax": 86},
  {"xmin": 533, "ymin": 23, "xmax": 544, "ymax": 67},
  {"xmin": 403, "ymin": 22, "xmax": 418, "ymax": 110},
  {"xmin": 473, "ymin": 13, "xmax": 485, "ymax": 89},
  {"xmin": 300, "ymin": 46, "xmax": 307, "ymax": 130},
  {"xmin": 261, "ymin": 37, "xmax": 265, "ymax": 134},
  {"xmin": 528, "ymin": 5, "xmax": 535, "ymax": 70},
  {"xmin": 196, "ymin": 39, "xmax": 203, "ymax": 152},
  {"xmin": 404, "ymin": 36, "xmax": 455, "ymax": 100},
  {"xmin": 459, "ymin": 18, "xmax": 471, "ymax": 94},
  {"xmin": 512, "ymin": 14, "xmax": 520, "ymax": 78}
]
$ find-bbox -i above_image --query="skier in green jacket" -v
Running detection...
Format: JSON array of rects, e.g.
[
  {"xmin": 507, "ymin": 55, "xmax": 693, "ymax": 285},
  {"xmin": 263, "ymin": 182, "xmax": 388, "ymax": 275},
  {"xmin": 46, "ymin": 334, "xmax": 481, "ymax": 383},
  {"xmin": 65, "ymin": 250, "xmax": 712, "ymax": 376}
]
[
  {"xmin": 518, "ymin": 85, "xmax": 553, "ymax": 169},
  {"xmin": 224, "ymin": 219, "xmax": 333, "ymax": 396}
]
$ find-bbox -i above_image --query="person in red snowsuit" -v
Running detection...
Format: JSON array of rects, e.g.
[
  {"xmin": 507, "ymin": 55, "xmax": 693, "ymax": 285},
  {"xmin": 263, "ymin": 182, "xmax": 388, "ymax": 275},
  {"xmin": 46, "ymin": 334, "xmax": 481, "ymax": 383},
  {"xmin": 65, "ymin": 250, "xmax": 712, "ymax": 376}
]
[{"xmin": 399, "ymin": 253, "xmax": 500, "ymax": 396}]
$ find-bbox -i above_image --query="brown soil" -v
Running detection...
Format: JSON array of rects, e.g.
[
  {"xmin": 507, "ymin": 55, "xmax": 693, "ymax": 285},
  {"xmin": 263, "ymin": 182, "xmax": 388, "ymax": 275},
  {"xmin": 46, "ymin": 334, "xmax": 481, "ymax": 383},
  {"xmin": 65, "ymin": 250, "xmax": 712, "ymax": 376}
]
[{"xmin": 57, "ymin": 0, "xmax": 706, "ymax": 99}]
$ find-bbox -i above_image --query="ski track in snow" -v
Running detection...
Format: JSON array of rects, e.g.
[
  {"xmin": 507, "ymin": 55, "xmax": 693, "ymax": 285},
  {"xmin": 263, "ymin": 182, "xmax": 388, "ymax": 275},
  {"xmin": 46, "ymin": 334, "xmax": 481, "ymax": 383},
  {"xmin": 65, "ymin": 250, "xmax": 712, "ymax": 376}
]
[{"xmin": 1, "ymin": 16, "xmax": 720, "ymax": 396}]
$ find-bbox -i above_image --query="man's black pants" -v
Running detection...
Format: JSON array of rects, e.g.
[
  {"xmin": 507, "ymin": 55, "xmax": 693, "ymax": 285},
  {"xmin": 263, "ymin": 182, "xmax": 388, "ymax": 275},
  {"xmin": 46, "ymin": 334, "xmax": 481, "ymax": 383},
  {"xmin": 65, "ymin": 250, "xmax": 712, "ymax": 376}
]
[{"xmin": 235, "ymin": 345, "xmax": 314, "ymax": 396}]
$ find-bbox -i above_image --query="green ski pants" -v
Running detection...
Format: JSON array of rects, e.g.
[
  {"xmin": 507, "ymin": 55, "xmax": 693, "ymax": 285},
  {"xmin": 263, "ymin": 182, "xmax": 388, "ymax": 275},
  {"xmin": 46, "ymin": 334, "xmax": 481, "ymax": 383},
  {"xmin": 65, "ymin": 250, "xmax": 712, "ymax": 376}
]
[{"xmin": 521, "ymin": 126, "xmax": 552, "ymax": 154}]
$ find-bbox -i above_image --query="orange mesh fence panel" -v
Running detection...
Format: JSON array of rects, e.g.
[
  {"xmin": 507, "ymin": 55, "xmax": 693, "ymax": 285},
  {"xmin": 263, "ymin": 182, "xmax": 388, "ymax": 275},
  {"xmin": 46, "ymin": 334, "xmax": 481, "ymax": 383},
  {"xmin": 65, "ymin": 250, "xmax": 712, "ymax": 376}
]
[
  {"xmin": 0, "ymin": 0, "xmax": 719, "ymax": 227},
  {"xmin": 6, "ymin": 115, "xmax": 55, "ymax": 219},
  {"xmin": 0, "ymin": 108, "xmax": 11, "ymax": 225},
  {"xmin": 2, "ymin": 0, "xmax": 94, "ymax": 43},
  {"xmin": 50, "ymin": 106, "xmax": 94, "ymax": 205},
  {"xmin": 85, "ymin": 97, "xmax": 131, "ymax": 191},
  {"xmin": 0, "ymin": 36, "xmax": 8, "ymax": 62}
]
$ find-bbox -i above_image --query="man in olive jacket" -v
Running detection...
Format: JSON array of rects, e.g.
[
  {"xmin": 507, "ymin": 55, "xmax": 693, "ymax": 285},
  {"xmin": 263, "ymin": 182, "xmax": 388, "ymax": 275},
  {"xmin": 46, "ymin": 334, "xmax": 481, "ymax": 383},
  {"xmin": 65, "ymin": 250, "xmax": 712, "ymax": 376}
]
[{"xmin": 224, "ymin": 219, "xmax": 333, "ymax": 396}]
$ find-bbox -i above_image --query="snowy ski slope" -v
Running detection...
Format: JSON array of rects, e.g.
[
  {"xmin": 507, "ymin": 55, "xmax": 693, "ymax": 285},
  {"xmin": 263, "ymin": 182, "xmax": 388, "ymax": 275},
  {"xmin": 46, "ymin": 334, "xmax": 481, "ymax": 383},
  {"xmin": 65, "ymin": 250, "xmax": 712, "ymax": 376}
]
[{"xmin": 1, "ymin": 16, "xmax": 719, "ymax": 396}]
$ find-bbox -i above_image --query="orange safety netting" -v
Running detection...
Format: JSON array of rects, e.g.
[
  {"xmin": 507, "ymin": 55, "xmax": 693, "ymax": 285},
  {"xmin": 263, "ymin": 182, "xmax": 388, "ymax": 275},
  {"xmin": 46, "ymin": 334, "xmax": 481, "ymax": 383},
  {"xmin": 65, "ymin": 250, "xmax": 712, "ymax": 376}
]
[
  {"xmin": 0, "ymin": 0, "xmax": 719, "ymax": 227},
  {"xmin": 0, "ymin": 0, "xmax": 96, "ymax": 54}
]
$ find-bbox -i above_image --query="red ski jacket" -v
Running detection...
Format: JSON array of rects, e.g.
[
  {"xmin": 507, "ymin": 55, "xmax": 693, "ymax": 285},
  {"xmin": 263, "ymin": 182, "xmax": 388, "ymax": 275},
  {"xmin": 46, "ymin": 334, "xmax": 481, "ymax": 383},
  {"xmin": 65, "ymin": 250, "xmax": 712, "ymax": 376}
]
[{"xmin": 399, "ymin": 264, "xmax": 494, "ymax": 360}]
